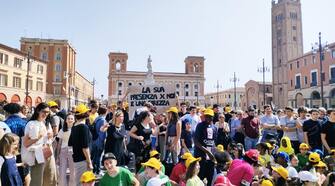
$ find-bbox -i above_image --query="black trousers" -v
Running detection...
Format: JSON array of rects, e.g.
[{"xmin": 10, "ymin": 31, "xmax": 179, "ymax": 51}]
[{"xmin": 199, "ymin": 159, "xmax": 215, "ymax": 186}]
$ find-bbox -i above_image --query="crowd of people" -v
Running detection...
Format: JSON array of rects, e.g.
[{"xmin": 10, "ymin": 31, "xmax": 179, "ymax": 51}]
[{"xmin": 0, "ymin": 99, "xmax": 335, "ymax": 186}]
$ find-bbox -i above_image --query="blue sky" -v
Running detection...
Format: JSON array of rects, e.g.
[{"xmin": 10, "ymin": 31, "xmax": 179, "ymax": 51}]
[{"xmin": 1, "ymin": 0, "xmax": 334, "ymax": 97}]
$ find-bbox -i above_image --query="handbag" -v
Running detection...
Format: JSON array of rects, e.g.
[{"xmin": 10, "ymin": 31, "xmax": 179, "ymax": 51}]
[{"xmin": 42, "ymin": 144, "xmax": 53, "ymax": 160}]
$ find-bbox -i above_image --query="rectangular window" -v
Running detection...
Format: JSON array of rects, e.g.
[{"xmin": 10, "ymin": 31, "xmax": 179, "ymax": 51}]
[
  {"xmin": 55, "ymin": 64, "xmax": 61, "ymax": 72},
  {"xmin": 330, "ymin": 67, "xmax": 335, "ymax": 84},
  {"xmin": 297, "ymin": 61, "xmax": 299, "ymax": 68},
  {"xmin": 0, "ymin": 53, "xmax": 3, "ymax": 64},
  {"xmin": 295, "ymin": 75, "xmax": 301, "ymax": 89},
  {"xmin": 185, "ymin": 91, "xmax": 189, "ymax": 97},
  {"xmin": 293, "ymin": 36, "xmax": 297, "ymax": 41},
  {"xmin": 290, "ymin": 64, "xmax": 293, "ymax": 70},
  {"xmin": 118, "ymin": 90, "xmax": 122, "ymax": 96},
  {"xmin": 304, "ymin": 76, "xmax": 308, "ymax": 85},
  {"xmin": 194, "ymin": 84, "xmax": 198, "ymax": 90},
  {"xmin": 28, "ymin": 80, "xmax": 33, "ymax": 90},
  {"xmin": 13, "ymin": 77, "xmax": 21, "ymax": 88},
  {"xmin": 55, "ymin": 75, "xmax": 61, "ymax": 82},
  {"xmin": 14, "ymin": 58, "xmax": 22, "ymax": 68},
  {"xmin": 194, "ymin": 92, "xmax": 198, "ymax": 97},
  {"xmin": 290, "ymin": 12, "xmax": 297, "ymax": 19},
  {"xmin": 311, "ymin": 71, "xmax": 317, "ymax": 86},
  {"xmin": 0, "ymin": 74, "xmax": 8, "ymax": 86},
  {"xmin": 292, "ymin": 26, "xmax": 297, "ymax": 30},
  {"xmin": 55, "ymin": 52, "xmax": 61, "ymax": 61},
  {"xmin": 54, "ymin": 86, "xmax": 61, "ymax": 95},
  {"xmin": 4, "ymin": 54, "xmax": 8, "ymax": 65},
  {"xmin": 304, "ymin": 59, "xmax": 307, "ymax": 66},
  {"xmin": 290, "ymin": 80, "xmax": 293, "ymax": 87},
  {"xmin": 36, "ymin": 81, "xmax": 43, "ymax": 91},
  {"xmin": 312, "ymin": 56, "xmax": 316, "ymax": 64},
  {"xmin": 37, "ymin": 65, "xmax": 44, "ymax": 74},
  {"xmin": 332, "ymin": 50, "xmax": 335, "ymax": 59},
  {"xmin": 41, "ymin": 52, "xmax": 48, "ymax": 61}
]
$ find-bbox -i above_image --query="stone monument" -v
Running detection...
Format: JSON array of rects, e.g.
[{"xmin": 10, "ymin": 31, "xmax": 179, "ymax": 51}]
[{"xmin": 144, "ymin": 55, "xmax": 155, "ymax": 85}]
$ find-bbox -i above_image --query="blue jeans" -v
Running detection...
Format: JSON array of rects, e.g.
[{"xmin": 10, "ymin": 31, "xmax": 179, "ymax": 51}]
[
  {"xmin": 244, "ymin": 136, "xmax": 259, "ymax": 150},
  {"xmin": 91, "ymin": 142, "xmax": 103, "ymax": 174}
]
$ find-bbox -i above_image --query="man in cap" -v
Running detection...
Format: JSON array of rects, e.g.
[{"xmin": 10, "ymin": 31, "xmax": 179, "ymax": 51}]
[
  {"xmin": 47, "ymin": 101, "xmax": 64, "ymax": 137},
  {"xmin": 99, "ymin": 153, "xmax": 139, "ymax": 186},
  {"xmin": 194, "ymin": 108, "xmax": 218, "ymax": 185}
]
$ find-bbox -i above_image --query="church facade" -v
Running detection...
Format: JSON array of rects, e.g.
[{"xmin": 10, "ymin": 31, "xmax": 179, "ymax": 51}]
[{"xmin": 107, "ymin": 52, "xmax": 205, "ymax": 106}]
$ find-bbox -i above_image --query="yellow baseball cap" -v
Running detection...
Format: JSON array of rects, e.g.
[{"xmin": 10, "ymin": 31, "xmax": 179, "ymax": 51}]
[
  {"xmin": 216, "ymin": 144, "xmax": 224, "ymax": 152},
  {"xmin": 80, "ymin": 171, "xmax": 96, "ymax": 183},
  {"xmin": 75, "ymin": 104, "xmax": 90, "ymax": 115},
  {"xmin": 181, "ymin": 152, "xmax": 193, "ymax": 160},
  {"xmin": 315, "ymin": 161, "xmax": 327, "ymax": 168},
  {"xmin": 299, "ymin": 143, "xmax": 309, "ymax": 149},
  {"xmin": 141, "ymin": 158, "xmax": 162, "ymax": 170},
  {"xmin": 185, "ymin": 156, "xmax": 201, "ymax": 168},
  {"xmin": 149, "ymin": 150, "xmax": 160, "ymax": 158},
  {"xmin": 204, "ymin": 108, "xmax": 214, "ymax": 116},
  {"xmin": 271, "ymin": 166, "xmax": 288, "ymax": 180},
  {"xmin": 47, "ymin": 101, "xmax": 58, "ymax": 107},
  {"xmin": 308, "ymin": 152, "xmax": 321, "ymax": 163},
  {"xmin": 260, "ymin": 179, "xmax": 273, "ymax": 186},
  {"xmin": 266, "ymin": 143, "xmax": 273, "ymax": 149},
  {"xmin": 167, "ymin": 107, "xmax": 178, "ymax": 114}
]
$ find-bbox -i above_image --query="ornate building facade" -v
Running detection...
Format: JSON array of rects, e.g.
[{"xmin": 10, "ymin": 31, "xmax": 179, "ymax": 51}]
[{"xmin": 108, "ymin": 53, "xmax": 205, "ymax": 105}]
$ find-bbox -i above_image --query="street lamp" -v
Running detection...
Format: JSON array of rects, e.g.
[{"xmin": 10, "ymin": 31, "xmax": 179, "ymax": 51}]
[
  {"xmin": 257, "ymin": 58, "xmax": 270, "ymax": 106},
  {"xmin": 25, "ymin": 53, "xmax": 32, "ymax": 108},
  {"xmin": 312, "ymin": 32, "xmax": 329, "ymax": 108},
  {"xmin": 214, "ymin": 80, "xmax": 223, "ymax": 105},
  {"xmin": 64, "ymin": 71, "xmax": 72, "ymax": 111},
  {"xmin": 91, "ymin": 78, "xmax": 96, "ymax": 99},
  {"xmin": 230, "ymin": 72, "xmax": 239, "ymax": 110}
]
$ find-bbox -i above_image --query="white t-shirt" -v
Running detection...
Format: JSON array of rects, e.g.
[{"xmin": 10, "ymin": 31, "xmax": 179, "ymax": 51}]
[
  {"xmin": 21, "ymin": 120, "xmax": 48, "ymax": 166},
  {"xmin": 57, "ymin": 129, "xmax": 71, "ymax": 148},
  {"xmin": 287, "ymin": 165, "xmax": 298, "ymax": 178},
  {"xmin": 147, "ymin": 176, "xmax": 169, "ymax": 186}
]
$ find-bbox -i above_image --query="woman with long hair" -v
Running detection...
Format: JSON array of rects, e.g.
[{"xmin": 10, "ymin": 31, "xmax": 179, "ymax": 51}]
[
  {"xmin": 101, "ymin": 109, "xmax": 127, "ymax": 166},
  {"xmin": 165, "ymin": 107, "xmax": 181, "ymax": 164},
  {"xmin": 21, "ymin": 102, "xmax": 51, "ymax": 186},
  {"xmin": 68, "ymin": 104, "xmax": 93, "ymax": 186},
  {"xmin": 56, "ymin": 113, "xmax": 75, "ymax": 186},
  {"xmin": 185, "ymin": 156, "xmax": 203, "ymax": 186},
  {"xmin": 128, "ymin": 111, "xmax": 154, "ymax": 170},
  {"xmin": 157, "ymin": 113, "xmax": 167, "ymax": 161}
]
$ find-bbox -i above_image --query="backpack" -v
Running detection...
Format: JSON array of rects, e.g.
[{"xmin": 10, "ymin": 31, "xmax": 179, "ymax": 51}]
[{"xmin": 86, "ymin": 118, "xmax": 99, "ymax": 141}]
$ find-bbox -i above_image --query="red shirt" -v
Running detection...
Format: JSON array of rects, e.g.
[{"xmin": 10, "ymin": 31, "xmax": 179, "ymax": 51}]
[
  {"xmin": 170, "ymin": 162, "xmax": 186, "ymax": 183},
  {"xmin": 242, "ymin": 116, "xmax": 260, "ymax": 138}
]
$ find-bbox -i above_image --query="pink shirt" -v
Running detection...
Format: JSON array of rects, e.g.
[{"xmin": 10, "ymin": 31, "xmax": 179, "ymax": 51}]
[{"xmin": 227, "ymin": 159, "xmax": 254, "ymax": 185}]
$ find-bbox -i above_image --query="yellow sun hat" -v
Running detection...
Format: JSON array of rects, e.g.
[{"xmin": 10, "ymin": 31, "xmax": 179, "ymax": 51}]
[
  {"xmin": 141, "ymin": 158, "xmax": 162, "ymax": 170},
  {"xmin": 185, "ymin": 156, "xmax": 201, "ymax": 168}
]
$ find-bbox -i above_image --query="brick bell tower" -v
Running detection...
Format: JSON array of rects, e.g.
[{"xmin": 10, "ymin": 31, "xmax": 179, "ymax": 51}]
[
  {"xmin": 272, "ymin": 0, "xmax": 303, "ymax": 108},
  {"xmin": 108, "ymin": 52, "xmax": 128, "ymax": 101}
]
